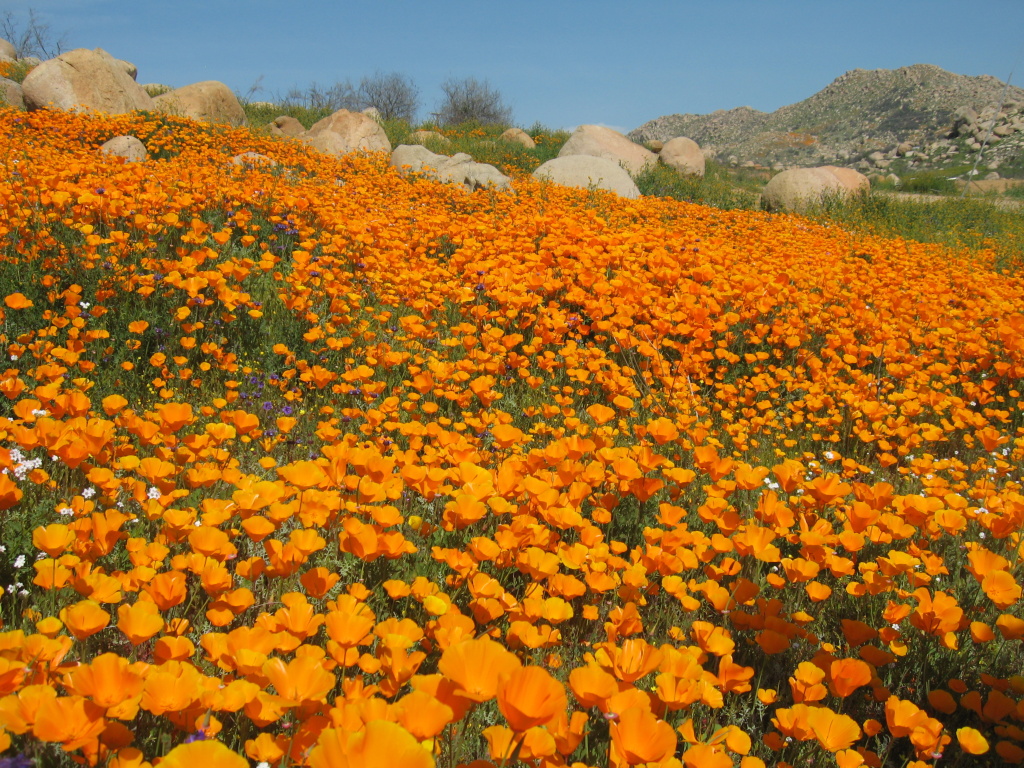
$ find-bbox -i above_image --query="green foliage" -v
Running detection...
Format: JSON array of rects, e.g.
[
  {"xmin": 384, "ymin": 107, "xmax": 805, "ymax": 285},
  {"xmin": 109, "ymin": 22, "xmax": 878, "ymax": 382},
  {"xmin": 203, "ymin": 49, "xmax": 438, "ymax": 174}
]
[
  {"xmin": 435, "ymin": 76, "xmax": 512, "ymax": 126},
  {"xmin": 242, "ymin": 100, "xmax": 334, "ymax": 131},
  {"xmin": 0, "ymin": 58, "xmax": 36, "ymax": 84},
  {"xmin": 142, "ymin": 83, "xmax": 173, "ymax": 98},
  {"xmin": 806, "ymin": 190, "xmax": 1024, "ymax": 272},
  {"xmin": 896, "ymin": 168, "xmax": 962, "ymax": 195},
  {"xmin": 633, "ymin": 160, "xmax": 759, "ymax": 210}
]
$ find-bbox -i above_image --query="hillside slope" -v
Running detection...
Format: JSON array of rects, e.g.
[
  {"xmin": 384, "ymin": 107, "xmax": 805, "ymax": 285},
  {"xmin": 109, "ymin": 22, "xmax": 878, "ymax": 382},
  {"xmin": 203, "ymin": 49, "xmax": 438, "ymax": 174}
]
[{"xmin": 631, "ymin": 64, "xmax": 1024, "ymax": 171}]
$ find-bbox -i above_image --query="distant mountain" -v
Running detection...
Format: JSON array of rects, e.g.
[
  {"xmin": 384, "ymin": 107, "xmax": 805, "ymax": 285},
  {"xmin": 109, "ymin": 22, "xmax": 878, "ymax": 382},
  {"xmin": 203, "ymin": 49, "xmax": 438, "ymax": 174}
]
[{"xmin": 630, "ymin": 64, "xmax": 1024, "ymax": 171}]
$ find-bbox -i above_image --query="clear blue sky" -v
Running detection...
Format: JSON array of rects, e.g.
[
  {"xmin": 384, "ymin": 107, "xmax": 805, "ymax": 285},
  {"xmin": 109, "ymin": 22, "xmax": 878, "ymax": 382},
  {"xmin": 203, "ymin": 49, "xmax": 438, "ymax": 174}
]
[{"xmin": 5, "ymin": 1, "xmax": 1024, "ymax": 131}]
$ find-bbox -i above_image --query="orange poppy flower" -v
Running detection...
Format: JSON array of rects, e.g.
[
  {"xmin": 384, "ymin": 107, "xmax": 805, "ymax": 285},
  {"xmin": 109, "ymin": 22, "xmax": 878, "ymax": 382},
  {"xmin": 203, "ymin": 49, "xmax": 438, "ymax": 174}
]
[
  {"xmin": 806, "ymin": 706, "xmax": 862, "ymax": 752},
  {"xmin": 59, "ymin": 600, "xmax": 110, "ymax": 641},
  {"xmin": 682, "ymin": 742, "xmax": 733, "ymax": 768},
  {"xmin": 829, "ymin": 658, "xmax": 873, "ymax": 698},
  {"xmin": 117, "ymin": 600, "xmax": 165, "ymax": 645},
  {"xmin": 609, "ymin": 706, "xmax": 677, "ymax": 765},
  {"xmin": 437, "ymin": 636, "xmax": 521, "ymax": 702},
  {"xmin": 160, "ymin": 740, "xmax": 249, "ymax": 768},
  {"xmin": 393, "ymin": 689, "xmax": 454, "ymax": 740},
  {"xmin": 496, "ymin": 665, "xmax": 567, "ymax": 732},
  {"xmin": 32, "ymin": 523, "xmax": 77, "ymax": 559},
  {"xmin": 262, "ymin": 656, "xmax": 335, "ymax": 705},
  {"xmin": 308, "ymin": 721, "xmax": 434, "ymax": 768},
  {"xmin": 65, "ymin": 652, "xmax": 144, "ymax": 712},
  {"xmin": 4, "ymin": 292, "xmax": 32, "ymax": 309},
  {"xmin": 483, "ymin": 724, "xmax": 557, "ymax": 761},
  {"xmin": 606, "ymin": 637, "xmax": 664, "ymax": 683},
  {"xmin": 31, "ymin": 694, "xmax": 106, "ymax": 751},
  {"xmin": 981, "ymin": 570, "xmax": 1022, "ymax": 609},
  {"xmin": 0, "ymin": 473, "xmax": 23, "ymax": 511}
]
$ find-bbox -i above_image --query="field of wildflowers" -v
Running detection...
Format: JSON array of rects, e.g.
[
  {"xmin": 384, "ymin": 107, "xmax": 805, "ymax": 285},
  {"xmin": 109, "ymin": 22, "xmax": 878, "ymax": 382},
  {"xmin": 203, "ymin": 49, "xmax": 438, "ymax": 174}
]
[{"xmin": 0, "ymin": 105, "xmax": 1022, "ymax": 768}]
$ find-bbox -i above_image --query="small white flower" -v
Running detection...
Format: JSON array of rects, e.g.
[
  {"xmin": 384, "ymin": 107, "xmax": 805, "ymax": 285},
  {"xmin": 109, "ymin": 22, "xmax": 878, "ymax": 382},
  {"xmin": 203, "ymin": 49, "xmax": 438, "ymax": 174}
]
[
  {"xmin": 0, "ymin": 545, "xmax": 6, "ymax": 553},
  {"xmin": 80, "ymin": 301, "xmax": 90, "ymax": 309},
  {"xmin": 13, "ymin": 555, "xmax": 26, "ymax": 569},
  {"xmin": 82, "ymin": 487, "xmax": 96, "ymax": 499},
  {"xmin": 59, "ymin": 507, "xmax": 73, "ymax": 516},
  {"xmin": 147, "ymin": 486, "xmax": 161, "ymax": 500},
  {"xmin": 31, "ymin": 409, "xmax": 48, "ymax": 417},
  {"xmin": 891, "ymin": 623, "xmax": 900, "ymax": 630},
  {"xmin": 979, "ymin": 532, "xmax": 987, "ymax": 539}
]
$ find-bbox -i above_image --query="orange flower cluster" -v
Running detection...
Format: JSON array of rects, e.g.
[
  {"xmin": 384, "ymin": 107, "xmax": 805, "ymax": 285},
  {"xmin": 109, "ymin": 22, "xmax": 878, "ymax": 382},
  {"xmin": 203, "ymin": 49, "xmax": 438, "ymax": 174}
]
[{"xmin": 0, "ymin": 106, "xmax": 1022, "ymax": 767}]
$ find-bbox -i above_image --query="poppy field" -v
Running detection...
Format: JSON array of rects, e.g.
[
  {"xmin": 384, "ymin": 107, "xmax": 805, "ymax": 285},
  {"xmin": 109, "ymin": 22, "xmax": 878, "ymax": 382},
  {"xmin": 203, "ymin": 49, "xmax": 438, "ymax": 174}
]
[{"xmin": 0, "ymin": 105, "xmax": 1023, "ymax": 768}]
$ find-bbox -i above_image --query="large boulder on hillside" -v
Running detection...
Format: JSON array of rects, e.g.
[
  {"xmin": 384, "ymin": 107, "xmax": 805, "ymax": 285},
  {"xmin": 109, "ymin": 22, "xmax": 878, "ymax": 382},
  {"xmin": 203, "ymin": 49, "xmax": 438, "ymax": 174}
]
[
  {"xmin": 558, "ymin": 124, "xmax": 655, "ymax": 175},
  {"xmin": 660, "ymin": 136, "xmax": 705, "ymax": 176},
  {"xmin": 270, "ymin": 115, "xmax": 305, "ymax": 137},
  {"xmin": 0, "ymin": 78, "xmax": 24, "ymax": 109},
  {"xmin": 821, "ymin": 165, "xmax": 870, "ymax": 194},
  {"xmin": 533, "ymin": 155, "xmax": 640, "ymax": 199},
  {"xmin": 22, "ymin": 48, "xmax": 154, "ymax": 114},
  {"xmin": 500, "ymin": 127, "xmax": 535, "ymax": 149},
  {"xmin": 153, "ymin": 81, "xmax": 247, "ymax": 127},
  {"xmin": 100, "ymin": 135, "xmax": 148, "ymax": 162},
  {"xmin": 760, "ymin": 166, "xmax": 869, "ymax": 212},
  {"xmin": 117, "ymin": 58, "xmax": 138, "ymax": 81},
  {"xmin": 391, "ymin": 144, "xmax": 511, "ymax": 192},
  {"xmin": 0, "ymin": 39, "xmax": 16, "ymax": 62},
  {"xmin": 302, "ymin": 109, "xmax": 391, "ymax": 156},
  {"xmin": 231, "ymin": 152, "xmax": 278, "ymax": 169},
  {"xmin": 407, "ymin": 129, "xmax": 450, "ymax": 146}
]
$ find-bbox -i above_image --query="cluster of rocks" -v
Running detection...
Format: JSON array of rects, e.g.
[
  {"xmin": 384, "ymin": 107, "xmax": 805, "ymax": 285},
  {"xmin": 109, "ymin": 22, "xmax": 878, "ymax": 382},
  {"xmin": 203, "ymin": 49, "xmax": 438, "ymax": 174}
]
[
  {"xmin": 0, "ymin": 42, "xmax": 715, "ymax": 200},
  {"xmin": 1, "ymin": 39, "xmax": 869, "ymax": 211},
  {"xmin": 386, "ymin": 123, "xmax": 707, "ymax": 199},
  {"xmin": 0, "ymin": 46, "xmax": 247, "ymax": 127},
  {"xmin": 630, "ymin": 64, "xmax": 1024, "ymax": 176},
  {"xmin": 760, "ymin": 166, "xmax": 869, "ymax": 213},
  {"xmin": 839, "ymin": 101, "xmax": 1024, "ymax": 181},
  {"xmin": 529, "ymin": 126, "xmax": 705, "ymax": 199}
]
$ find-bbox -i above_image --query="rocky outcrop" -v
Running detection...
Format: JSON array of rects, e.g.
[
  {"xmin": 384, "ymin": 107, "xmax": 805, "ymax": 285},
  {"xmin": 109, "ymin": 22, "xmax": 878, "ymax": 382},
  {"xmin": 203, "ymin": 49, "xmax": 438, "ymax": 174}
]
[
  {"xmin": 391, "ymin": 144, "xmax": 511, "ymax": 192},
  {"xmin": 302, "ymin": 109, "xmax": 391, "ymax": 156},
  {"xmin": 153, "ymin": 81, "xmax": 247, "ymax": 127},
  {"xmin": 407, "ymin": 129, "xmax": 450, "ymax": 146},
  {"xmin": 558, "ymin": 125, "xmax": 656, "ymax": 175},
  {"xmin": 500, "ymin": 127, "xmax": 535, "ymax": 149},
  {"xmin": 659, "ymin": 136, "xmax": 705, "ymax": 176},
  {"xmin": 99, "ymin": 135, "xmax": 148, "ymax": 162},
  {"xmin": 533, "ymin": 155, "xmax": 640, "ymax": 199},
  {"xmin": 21, "ymin": 48, "xmax": 154, "ymax": 114},
  {"xmin": 0, "ymin": 77, "xmax": 24, "ymax": 109},
  {"xmin": 269, "ymin": 115, "xmax": 305, "ymax": 137},
  {"xmin": 631, "ymin": 64, "xmax": 1024, "ymax": 171},
  {"xmin": 760, "ymin": 166, "xmax": 868, "ymax": 213},
  {"xmin": 231, "ymin": 152, "xmax": 278, "ymax": 168}
]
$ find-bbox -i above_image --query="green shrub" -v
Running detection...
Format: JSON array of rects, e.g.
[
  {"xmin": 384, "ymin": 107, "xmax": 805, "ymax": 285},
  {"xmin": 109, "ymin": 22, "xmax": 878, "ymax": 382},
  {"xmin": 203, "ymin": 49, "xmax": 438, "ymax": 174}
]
[
  {"xmin": 807, "ymin": 190, "xmax": 1024, "ymax": 272},
  {"xmin": 897, "ymin": 168, "xmax": 963, "ymax": 195},
  {"xmin": 0, "ymin": 58, "xmax": 35, "ymax": 84},
  {"xmin": 142, "ymin": 83, "xmax": 173, "ymax": 98},
  {"xmin": 633, "ymin": 160, "xmax": 759, "ymax": 210},
  {"xmin": 242, "ymin": 101, "xmax": 334, "ymax": 131}
]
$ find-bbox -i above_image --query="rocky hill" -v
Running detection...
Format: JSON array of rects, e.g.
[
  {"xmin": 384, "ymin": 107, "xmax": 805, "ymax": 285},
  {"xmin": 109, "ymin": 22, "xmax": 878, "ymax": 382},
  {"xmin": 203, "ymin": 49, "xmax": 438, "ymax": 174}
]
[{"xmin": 630, "ymin": 64, "xmax": 1024, "ymax": 176}]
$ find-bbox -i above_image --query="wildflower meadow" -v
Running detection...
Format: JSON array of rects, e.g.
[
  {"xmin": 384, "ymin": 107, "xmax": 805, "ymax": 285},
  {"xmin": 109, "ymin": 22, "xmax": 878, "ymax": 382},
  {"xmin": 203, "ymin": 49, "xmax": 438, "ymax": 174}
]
[{"xmin": 0, "ymin": 106, "xmax": 1022, "ymax": 768}]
